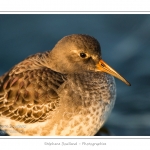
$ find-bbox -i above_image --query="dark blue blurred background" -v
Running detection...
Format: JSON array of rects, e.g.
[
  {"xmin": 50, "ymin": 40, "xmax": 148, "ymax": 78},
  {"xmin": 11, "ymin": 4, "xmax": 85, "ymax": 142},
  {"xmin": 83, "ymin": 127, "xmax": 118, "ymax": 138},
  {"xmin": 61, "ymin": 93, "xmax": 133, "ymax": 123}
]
[{"xmin": 0, "ymin": 14, "xmax": 150, "ymax": 136}]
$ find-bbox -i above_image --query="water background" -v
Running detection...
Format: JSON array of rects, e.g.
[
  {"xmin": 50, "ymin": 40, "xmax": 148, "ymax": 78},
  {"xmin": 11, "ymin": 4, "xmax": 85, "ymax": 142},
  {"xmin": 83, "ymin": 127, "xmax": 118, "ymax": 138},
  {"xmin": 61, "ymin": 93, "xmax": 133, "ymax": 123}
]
[{"xmin": 0, "ymin": 14, "xmax": 150, "ymax": 136}]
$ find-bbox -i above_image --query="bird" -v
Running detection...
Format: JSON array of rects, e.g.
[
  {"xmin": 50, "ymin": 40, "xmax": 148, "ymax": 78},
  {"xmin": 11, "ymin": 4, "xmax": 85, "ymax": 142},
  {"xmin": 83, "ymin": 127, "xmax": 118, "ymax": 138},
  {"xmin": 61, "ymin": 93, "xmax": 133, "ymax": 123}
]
[{"xmin": 0, "ymin": 34, "xmax": 130, "ymax": 136}]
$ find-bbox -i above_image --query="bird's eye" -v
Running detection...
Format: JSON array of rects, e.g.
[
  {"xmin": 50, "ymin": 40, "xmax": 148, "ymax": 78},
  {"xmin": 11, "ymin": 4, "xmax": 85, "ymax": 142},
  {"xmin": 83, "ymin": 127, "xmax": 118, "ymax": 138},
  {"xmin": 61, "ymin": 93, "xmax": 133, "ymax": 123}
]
[{"xmin": 80, "ymin": 53, "xmax": 87, "ymax": 58}]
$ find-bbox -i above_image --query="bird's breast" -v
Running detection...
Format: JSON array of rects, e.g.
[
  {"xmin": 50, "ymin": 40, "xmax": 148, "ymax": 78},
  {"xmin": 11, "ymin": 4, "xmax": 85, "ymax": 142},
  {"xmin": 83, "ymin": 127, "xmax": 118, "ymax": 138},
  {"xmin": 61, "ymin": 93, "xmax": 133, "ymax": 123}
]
[{"xmin": 51, "ymin": 72, "xmax": 117, "ymax": 135}]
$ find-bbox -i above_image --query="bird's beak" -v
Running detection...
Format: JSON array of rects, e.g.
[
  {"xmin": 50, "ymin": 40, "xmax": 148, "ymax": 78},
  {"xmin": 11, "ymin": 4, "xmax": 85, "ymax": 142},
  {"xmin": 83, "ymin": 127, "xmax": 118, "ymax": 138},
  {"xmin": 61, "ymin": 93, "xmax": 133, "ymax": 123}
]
[{"xmin": 96, "ymin": 59, "xmax": 131, "ymax": 86}]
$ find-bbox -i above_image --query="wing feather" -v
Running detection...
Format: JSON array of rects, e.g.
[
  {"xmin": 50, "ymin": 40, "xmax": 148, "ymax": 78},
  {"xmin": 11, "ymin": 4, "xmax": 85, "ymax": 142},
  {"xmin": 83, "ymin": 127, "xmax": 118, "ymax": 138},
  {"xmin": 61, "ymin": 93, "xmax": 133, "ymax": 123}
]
[{"xmin": 0, "ymin": 67, "xmax": 66, "ymax": 123}]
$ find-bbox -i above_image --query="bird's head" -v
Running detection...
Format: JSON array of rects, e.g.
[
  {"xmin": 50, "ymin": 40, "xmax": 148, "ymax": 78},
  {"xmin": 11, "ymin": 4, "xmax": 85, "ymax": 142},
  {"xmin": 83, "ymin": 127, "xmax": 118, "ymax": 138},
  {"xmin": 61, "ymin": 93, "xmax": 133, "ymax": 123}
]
[{"xmin": 49, "ymin": 34, "xmax": 130, "ymax": 86}]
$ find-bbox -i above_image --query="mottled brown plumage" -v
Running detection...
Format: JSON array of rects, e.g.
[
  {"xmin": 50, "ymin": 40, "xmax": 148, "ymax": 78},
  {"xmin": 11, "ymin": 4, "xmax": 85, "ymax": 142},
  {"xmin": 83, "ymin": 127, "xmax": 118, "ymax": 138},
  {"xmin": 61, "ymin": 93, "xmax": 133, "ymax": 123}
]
[{"xmin": 0, "ymin": 34, "xmax": 130, "ymax": 136}]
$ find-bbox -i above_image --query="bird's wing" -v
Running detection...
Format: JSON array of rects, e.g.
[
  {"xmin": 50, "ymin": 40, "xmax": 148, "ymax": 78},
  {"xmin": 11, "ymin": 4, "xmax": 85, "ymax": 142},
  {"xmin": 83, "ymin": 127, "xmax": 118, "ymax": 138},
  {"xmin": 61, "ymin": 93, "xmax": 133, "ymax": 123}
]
[{"xmin": 0, "ymin": 66, "xmax": 66, "ymax": 124}]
